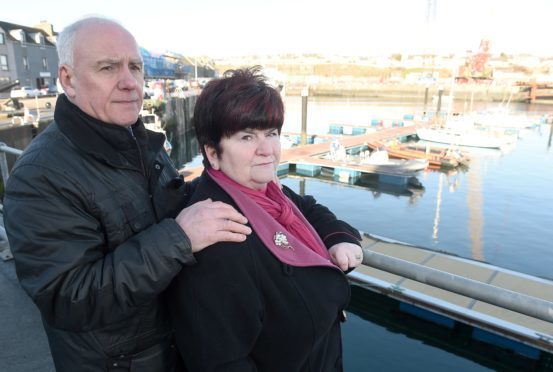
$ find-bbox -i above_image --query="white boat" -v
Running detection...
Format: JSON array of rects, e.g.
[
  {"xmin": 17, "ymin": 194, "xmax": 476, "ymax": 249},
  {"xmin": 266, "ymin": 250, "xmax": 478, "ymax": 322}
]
[
  {"xmin": 416, "ymin": 127, "xmax": 513, "ymax": 149},
  {"xmin": 359, "ymin": 150, "xmax": 429, "ymax": 172},
  {"xmin": 140, "ymin": 110, "xmax": 172, "ymax": 155},
  {"xmin": 470, "ymin": 108, "xmax": 537, "ymax": 131},
  {"xmin": 280, "ymin": 135, "xmax": 296, "ymax": 149}
]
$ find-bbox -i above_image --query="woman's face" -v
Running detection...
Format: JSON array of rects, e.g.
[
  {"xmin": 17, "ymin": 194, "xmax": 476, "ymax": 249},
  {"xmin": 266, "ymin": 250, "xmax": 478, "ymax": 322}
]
[{"xmin": 205, "ymin": 128, "xmax": 281, "ymax": 190}]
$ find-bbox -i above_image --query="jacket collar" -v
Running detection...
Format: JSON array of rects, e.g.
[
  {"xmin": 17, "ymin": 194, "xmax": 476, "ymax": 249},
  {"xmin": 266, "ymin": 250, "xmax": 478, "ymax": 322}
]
[{"xmin": 54, "ymin": 94, "xmax": 165, "ymax": 169}]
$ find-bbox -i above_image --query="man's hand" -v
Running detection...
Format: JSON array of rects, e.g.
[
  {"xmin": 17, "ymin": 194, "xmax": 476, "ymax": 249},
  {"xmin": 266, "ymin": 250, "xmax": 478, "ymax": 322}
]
[
  {"xmin": 175, "ymin": 199, "xmax": 252, "ymax": 252},
  {"xmin": 328, "ymin": 243, "xmax": 363, "ymax": 271}
]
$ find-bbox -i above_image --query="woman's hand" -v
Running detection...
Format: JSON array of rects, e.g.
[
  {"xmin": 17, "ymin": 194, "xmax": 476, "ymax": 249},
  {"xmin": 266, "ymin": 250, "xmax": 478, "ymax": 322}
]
[{"xmin": 328, "ymin": 243, "xmax": 364, "ymax": 271}]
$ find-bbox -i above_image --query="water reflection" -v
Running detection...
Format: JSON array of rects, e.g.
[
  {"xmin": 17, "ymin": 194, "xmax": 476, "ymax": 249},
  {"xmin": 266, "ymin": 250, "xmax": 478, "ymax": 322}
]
[
  {"xmin": 547, "ymin": 123, "xmax": 553, "ymax": 150},
  {"xmin": 288, "ymin": 171, "xmax": 425, "ymax": 205},
  {"xmin": 432, "ymin": 172, "xmax": 444, "ymax": 242},
  {"xmin": 467, "ymin": 156, "xmax": 485, "ymax": 261}
]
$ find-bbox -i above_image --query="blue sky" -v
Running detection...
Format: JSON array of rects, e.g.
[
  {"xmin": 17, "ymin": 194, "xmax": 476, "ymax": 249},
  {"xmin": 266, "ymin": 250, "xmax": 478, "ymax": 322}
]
[{"xmin": 5, "ymin": 0, "xmax": 553, "ymax": 57}]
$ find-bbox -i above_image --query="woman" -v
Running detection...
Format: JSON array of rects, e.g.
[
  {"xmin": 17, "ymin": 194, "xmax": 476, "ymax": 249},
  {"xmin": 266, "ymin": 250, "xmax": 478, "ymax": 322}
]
[{"xmin": 169, "ymin": 67, "xmax": 363, "ymax": 371}]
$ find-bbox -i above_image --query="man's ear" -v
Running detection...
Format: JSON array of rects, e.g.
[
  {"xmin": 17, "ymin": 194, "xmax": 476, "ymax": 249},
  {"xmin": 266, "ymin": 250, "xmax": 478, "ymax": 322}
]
[
  {"xmin": 58, "ymin": 65, "xmax": 76, "ymax": 98},
  {"xmin": 204, "ymin": 145, "xmax": 219, "ymax": 170}
]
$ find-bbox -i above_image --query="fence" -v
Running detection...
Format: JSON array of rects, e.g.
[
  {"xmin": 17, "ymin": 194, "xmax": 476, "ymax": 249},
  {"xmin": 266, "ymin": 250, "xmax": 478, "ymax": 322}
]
[{"xmin": 0, "ymin": 142, "xmax": 22, "ymax": 261}]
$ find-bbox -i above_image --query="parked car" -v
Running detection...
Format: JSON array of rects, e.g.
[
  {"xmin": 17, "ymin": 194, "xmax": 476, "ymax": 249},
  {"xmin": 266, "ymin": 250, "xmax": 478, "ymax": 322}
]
[
  {"xmin": 10, "ymin": 86, "xmax": 40, "ymax": 98},
  {"xmin": 143, "ymin": 86, "xmax": 155, "ymax": 99},
  {"xmin": 39, "ymin": 84, "xmax": 58, "ymax": 96}
]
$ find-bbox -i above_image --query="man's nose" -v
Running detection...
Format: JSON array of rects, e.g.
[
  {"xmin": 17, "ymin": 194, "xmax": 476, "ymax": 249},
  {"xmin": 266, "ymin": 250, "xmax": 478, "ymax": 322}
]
[{"xmin": 118, "ymin": 66, "xmax": 139, "ymax": 90}]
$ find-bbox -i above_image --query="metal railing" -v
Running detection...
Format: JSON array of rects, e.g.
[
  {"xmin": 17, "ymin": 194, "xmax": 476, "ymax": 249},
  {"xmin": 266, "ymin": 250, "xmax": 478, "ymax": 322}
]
[
  {"xmin": 0, "ymin": 142, "xmax": 22, "ymax": 261},
  {"xmin": 0, "ymin": 142, "xmax": 23, "ymax": 186},
  {"xmin": 358, "ymin": 247, "xmax": 553, "ymax": 324}
]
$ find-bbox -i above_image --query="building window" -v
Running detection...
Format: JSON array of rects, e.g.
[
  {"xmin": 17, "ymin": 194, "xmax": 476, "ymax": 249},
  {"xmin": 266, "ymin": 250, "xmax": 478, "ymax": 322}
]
[
  {"xmin": 0, "ymin": 33, "xmax": 5, "ymax": 45},
  {"xmin": 10, "ymin": 29, "xmax": 26, "ymax": 43},
  {"xmin": 34, "ymin": 33, "xmax": 44, "ymax": 44},
  {"xmin": 42, "ymin": 57, "xmax": 48, "ymax": 70},
  {"xmin": 23, "ymin": 56, "xmax": 28, "ymax": 70},
  {"xmin": 0, "ymin": 55, "xmax": 8, "ymax": 71}
]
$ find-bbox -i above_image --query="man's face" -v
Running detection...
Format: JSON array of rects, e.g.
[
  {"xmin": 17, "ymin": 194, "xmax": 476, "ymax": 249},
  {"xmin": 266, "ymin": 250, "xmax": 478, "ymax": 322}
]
[{"xmin": 61, "ymin": 23, "xmax": 144, "ymax": 126}]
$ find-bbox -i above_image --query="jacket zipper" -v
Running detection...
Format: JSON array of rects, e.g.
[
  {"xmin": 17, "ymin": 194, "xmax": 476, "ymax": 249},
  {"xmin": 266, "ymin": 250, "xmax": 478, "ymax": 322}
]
[
  {"xmin": 128, "ymin": 126, "xmax": 158, "ymax": 217},
  {"xmin": 127, "ymin": 126, "xmax": 147, "ymax": 177}
]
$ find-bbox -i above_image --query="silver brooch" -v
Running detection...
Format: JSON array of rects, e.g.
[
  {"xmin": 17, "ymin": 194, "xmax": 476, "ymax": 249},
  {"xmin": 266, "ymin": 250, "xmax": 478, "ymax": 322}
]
[{"xmin": 274, "ymin": 231, "xmax": 293, "ymax": 250}]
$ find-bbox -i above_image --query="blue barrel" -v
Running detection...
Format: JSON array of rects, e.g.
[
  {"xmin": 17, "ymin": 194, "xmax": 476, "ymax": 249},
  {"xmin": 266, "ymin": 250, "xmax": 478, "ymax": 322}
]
[
  {"xmin": 403, "ymin": 113, "xmax": 415, "ymax": 120},
  {"xmin": 328, "ymin": 125, "xmax": 343, "ymax": 134},
  {"xmin": 352, "ymin": 127, "xmax": 367, "ymax": 135}
]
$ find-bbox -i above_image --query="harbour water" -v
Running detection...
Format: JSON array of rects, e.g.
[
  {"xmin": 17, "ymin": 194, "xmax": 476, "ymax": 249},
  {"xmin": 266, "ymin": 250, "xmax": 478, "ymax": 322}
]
[{"xmin": 278, "ymin": 96, "xmax": 553, "ymax": 370}]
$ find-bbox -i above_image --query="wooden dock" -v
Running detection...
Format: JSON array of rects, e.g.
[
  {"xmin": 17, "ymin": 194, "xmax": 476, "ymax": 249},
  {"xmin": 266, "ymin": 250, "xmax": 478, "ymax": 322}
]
[
  {"xmin": 182, "ymin": 122, "xmax": 433, "ymax": 181},
  {"xmin": 279, "ymin": 123, "xmax": 428, "ymax": 163},
  {"xmin": 522, "ymin": 82, "xmax": 553, "ymax": 103}
]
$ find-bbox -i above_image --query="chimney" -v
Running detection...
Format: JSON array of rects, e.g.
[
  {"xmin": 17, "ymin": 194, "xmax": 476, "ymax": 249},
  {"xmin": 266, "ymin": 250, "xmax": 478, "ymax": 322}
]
[{"xmin": 35, "ymin": 21, "xmax": 54, "ymax": 36}]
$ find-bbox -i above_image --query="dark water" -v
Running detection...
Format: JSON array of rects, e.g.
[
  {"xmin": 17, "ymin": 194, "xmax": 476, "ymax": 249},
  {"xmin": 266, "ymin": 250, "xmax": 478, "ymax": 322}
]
[
  {"xmin": 281, "ymin": 97, "xmax": 553, "ymax": 279},
  {"xmin": 278, "ymin": 96, "xmax": 553, "ymax": 371}
]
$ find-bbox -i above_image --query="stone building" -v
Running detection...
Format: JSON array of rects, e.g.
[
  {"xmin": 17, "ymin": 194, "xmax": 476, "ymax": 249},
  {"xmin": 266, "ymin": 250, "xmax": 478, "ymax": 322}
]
[{"xmin": 0, "ymin": 20, "xmax": 59, "ymax": 93}]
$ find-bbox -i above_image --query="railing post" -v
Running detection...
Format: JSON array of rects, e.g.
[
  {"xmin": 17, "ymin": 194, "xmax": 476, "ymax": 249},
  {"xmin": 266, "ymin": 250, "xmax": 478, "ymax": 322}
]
[
  {"xmin": 0, "ymin": 143, "xmax": 23, "ymax": 186},
  {"xmin": 0, "ymin": 151, "xmax": 9, "ymax": 186},
  {"xmin": 0, "ymin": 142, "xmax": 23, "ymax": 261}
]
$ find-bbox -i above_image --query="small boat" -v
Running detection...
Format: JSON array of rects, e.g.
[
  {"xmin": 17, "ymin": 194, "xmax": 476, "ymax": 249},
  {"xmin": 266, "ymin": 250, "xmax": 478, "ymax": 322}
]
[
  {"xmin": 140, "ymin": 110, "xmax": 172, "ymax": 155},
  {"xmin": 280, "ymin": 135, "xmax": 296, "ymax": 149},
  {"xmin": 470, "ymin": 108, "xmax": 537, "ymax": 132},
  {"xmin": 367, "ymin": 140, "xmax": 469, "ymax": 169},
  {"xmin": 416, "ymin": 127, "xmax": 514, "ymax": 149},
  {"xmin": 359, "ymin": 150, "xmax": 429, "ymax": 172}
]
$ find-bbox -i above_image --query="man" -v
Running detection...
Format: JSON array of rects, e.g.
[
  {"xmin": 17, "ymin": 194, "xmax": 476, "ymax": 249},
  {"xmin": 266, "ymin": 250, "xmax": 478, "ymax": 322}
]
[{"xmin": 3, "ymin": 16, "xmax": 252, "ymax": 371}]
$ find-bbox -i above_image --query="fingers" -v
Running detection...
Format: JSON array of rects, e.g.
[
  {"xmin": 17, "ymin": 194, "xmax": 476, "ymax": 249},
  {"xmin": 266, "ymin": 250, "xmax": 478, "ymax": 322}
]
[
  {"xmin": 329, "ymin": 243, "xmax": 363, "ymax": 271},
  {"xmin": 334, "ymin": 254, "xmax": 350, "ymax": 272},
  {"xmin": 175, "ymin": 199, "xmax": 252, "ymax": 253},
  {"xmin": 221, "ymin": 218, "xmax": 252, "ymax": 236},
  {"xmin": 209, "ymin": 201, "xmax": 249, "ymax": 225}
]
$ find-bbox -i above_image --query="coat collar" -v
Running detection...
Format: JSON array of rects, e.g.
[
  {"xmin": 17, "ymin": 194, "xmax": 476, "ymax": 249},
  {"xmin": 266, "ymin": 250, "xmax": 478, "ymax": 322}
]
[
  {"xmin": 54, "ymin": 94, "xmax": 166, "ymax": 169},
  {"xmin": 203, "ymin": 170, "xmax": 337, "ymax": 270}
]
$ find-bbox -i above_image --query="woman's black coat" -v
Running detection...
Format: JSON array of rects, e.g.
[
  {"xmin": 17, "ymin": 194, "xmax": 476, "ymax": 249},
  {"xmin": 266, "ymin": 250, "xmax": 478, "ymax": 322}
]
[{"xmin": 169, "ymin": 172, "xmax": 361, "ymax": 371}]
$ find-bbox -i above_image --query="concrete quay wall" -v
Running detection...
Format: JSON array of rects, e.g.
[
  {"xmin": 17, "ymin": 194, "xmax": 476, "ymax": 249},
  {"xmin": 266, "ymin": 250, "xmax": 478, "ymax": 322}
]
[{"xmin": 285, "ymin": 83, "xmax": 528, "ymax": 102}]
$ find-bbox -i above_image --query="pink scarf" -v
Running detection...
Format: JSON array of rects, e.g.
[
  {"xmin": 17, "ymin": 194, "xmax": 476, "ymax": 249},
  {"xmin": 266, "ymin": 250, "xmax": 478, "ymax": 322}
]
[{"xmin": 207, "ymin": 169, "xmax": 335, "ymax": 268}]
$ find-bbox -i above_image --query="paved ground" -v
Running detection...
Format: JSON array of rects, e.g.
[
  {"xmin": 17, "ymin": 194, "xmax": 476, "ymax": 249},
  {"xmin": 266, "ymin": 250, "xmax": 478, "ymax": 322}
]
[{"xmin": 0, "ymin": 253, "xmax": 55, "ymax": 371}]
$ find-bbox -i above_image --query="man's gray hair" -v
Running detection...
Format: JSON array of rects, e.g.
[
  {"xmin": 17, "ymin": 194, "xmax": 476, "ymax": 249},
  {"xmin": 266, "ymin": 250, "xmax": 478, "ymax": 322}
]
[{"xmin": 57, "ymin": 16, "xmax": 130, "ymax": 67}]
